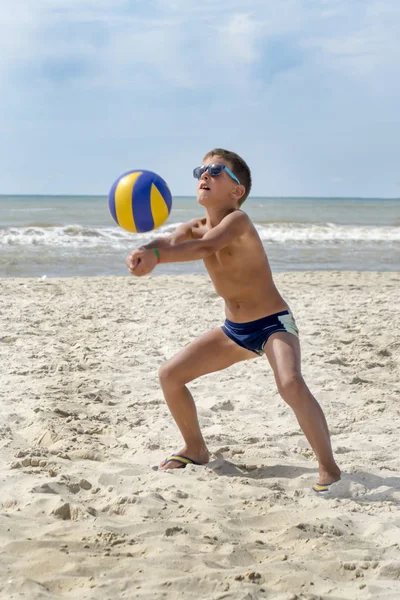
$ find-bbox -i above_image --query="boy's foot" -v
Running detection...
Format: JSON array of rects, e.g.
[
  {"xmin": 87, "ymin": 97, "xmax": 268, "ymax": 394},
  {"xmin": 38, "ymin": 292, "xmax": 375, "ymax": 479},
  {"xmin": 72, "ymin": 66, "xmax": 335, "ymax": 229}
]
[
  {"xmin": 314, "ymin": 466, "xmax": 341, "ymax": 492},
  {"xmin": 159, "ymin": 447, "xmax": 210, "ymax": 471}
]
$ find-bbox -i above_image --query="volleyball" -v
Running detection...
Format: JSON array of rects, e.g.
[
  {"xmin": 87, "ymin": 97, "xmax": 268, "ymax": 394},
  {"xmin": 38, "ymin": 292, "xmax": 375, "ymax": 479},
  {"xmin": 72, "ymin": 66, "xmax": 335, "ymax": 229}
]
[{"xmin": 108, "ymin": 170, "xmax": 172, "ymax": 233}]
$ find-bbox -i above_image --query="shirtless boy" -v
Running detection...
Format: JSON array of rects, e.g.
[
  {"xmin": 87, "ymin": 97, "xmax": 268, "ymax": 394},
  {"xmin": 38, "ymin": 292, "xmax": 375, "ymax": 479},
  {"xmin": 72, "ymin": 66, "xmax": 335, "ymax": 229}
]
[{"xmin": 126, "ymin": 148, "xmax": 340, "ymax": 492}]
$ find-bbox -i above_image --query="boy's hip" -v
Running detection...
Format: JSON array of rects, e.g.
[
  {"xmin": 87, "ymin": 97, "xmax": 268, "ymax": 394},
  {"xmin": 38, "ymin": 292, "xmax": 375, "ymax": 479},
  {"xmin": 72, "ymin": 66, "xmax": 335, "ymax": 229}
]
[{"xmin": 221, "ymin": 310, "xmax": 299, "ymax": 356}]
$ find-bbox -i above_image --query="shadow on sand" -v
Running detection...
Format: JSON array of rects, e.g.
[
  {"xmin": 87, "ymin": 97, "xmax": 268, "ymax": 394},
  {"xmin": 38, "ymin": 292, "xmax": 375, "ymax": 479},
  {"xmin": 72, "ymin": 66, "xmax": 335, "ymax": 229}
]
[{"xmin": 207, "ymin": 458, "xmax": 400, "ymax": 503}]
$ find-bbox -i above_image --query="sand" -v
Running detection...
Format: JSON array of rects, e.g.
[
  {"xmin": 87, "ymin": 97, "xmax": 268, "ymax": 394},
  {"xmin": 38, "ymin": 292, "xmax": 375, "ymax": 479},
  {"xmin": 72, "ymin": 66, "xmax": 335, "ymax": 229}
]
[{"xmin": 0, "ymin": 271, "xmax": 399, "ymax": 600}]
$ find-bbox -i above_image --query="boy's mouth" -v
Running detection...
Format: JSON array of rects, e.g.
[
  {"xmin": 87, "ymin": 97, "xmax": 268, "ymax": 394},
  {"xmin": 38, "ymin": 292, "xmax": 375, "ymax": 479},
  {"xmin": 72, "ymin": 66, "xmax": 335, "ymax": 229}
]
[{"xmin": 200, "ymin": 184, "xmax": 210, "ymax": 190}]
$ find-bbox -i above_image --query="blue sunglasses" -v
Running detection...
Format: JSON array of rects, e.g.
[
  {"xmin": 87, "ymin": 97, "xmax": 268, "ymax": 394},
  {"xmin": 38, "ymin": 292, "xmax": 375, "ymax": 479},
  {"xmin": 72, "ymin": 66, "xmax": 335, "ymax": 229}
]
[{"xmin": 193, "ymin": 164, "xmax": 241, "ymax": 185}]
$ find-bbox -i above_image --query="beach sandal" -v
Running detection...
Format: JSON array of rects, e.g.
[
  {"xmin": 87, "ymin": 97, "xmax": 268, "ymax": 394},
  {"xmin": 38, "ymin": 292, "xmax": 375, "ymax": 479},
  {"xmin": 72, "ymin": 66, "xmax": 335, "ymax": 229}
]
[
  {"xmin": 162, "ymin": 454, "xmax": 200, "ymax": 469},
  {"xmin": 312, "ymin": 482, "xmax": 333, "ymax": 494}
]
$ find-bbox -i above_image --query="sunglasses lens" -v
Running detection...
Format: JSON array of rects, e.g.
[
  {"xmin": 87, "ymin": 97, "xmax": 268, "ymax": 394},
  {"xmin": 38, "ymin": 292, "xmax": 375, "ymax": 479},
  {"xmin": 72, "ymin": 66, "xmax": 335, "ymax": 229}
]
[
  {"xmin": 193, "ymin": 164, "xmax": 227, "ymax": 179},
  {"xmin": 193, "ymin": 166, "xmax": 204, "ymax": 179},
  {"xmin": 208, "ymin": 164, "xmax": 224, "ymax": 177}
]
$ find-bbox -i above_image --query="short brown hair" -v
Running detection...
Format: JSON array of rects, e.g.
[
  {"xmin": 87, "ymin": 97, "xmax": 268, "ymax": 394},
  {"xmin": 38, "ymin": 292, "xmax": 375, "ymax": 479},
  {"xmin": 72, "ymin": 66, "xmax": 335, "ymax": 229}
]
[{"xmin": 203, "ymin": 148, "xmax": 252, "ymax": 205}]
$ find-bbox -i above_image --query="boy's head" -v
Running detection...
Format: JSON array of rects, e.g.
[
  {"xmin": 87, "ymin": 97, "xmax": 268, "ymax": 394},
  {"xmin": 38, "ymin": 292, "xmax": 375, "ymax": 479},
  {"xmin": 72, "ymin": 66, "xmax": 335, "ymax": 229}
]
[{"xmin": 195, "ymin": 148, "xmax": 252, "ymax": 207}]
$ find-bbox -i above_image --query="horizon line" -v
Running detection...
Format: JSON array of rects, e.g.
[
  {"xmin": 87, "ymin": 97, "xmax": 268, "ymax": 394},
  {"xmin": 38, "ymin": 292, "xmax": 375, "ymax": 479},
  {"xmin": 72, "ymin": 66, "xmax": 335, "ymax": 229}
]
[{"xmin": 1, "ymin": 194, "xmax": 400, "ymax": 201}]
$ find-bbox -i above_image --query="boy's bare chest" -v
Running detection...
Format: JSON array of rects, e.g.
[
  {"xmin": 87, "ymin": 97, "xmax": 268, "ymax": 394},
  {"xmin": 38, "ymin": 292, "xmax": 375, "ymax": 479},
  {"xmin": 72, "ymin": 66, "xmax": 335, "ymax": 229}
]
[{"xmin": 204, "ymin": 248, "xmax": 242, "ymax": 282}]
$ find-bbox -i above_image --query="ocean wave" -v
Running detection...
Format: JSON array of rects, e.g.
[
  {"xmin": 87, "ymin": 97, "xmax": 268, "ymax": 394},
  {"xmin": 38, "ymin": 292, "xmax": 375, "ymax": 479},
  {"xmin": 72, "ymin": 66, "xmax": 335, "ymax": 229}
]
[
  {"xmin": 255, "ymin": 223, "xmax": 400, "ymax": 243},
  {"xmin": 1, "ymin": 222, "xmax": 400, "ymax": 248},
  {"xmin": 0, "ymin": 225, "xmax": 134, "ymax": 248}
]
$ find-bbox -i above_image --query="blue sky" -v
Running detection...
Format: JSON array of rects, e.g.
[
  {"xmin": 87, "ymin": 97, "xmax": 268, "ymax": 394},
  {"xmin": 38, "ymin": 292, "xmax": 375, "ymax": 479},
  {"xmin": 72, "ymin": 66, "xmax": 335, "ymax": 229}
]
[{"xmin": 1, "ymin": 0, "xmax": 400, "ymax": 197}]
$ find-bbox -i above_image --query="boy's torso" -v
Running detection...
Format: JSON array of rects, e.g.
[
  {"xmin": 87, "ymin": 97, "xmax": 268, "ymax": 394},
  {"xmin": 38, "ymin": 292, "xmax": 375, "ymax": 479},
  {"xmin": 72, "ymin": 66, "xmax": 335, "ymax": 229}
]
[{"xmin": 190, "ymin": 216, "xmax": 289, "ymax": 322}]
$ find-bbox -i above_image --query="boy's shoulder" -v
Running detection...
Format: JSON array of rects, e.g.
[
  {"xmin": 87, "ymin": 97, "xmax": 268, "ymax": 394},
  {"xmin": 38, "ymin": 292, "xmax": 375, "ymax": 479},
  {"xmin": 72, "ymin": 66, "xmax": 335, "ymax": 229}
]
[{"xmin": 187, "ymin": 210, "xmax": 252, "ymax": 241}]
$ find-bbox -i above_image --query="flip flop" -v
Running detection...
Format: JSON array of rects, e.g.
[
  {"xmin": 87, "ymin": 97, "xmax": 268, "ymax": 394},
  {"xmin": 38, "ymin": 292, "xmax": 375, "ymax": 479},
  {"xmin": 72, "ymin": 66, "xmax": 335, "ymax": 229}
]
[
  {"xmin": 163, "ymin": 454, "xmax": 200, "ymax": 469},
  {"xmin": 312, "ymin": 482, "xmax": 333, "ymax": 494}
]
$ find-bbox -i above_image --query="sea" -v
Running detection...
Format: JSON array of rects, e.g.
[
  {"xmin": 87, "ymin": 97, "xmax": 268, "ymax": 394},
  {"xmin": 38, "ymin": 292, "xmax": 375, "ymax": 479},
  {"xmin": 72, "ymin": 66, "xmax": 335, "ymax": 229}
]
[{"xmin": 0, "ymin": 195, "xmax": 399, "ymax": 278}]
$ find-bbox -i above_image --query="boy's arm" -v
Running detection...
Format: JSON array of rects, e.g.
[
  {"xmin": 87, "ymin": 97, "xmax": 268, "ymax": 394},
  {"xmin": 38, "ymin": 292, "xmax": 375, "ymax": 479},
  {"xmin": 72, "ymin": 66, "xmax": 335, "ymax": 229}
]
[
  {"xmin": 139, "ymin": 219, "xmax": 201, "ymax": 250},
  {"xmin": 126, "ymin": 218, "xmax": 204, "ymax": 275},
  {"xmin": 128, "ymin": 211, "xmax": 249, "ymax": 275},
  {"xmin": 157, "ymin": 211, "xmax": 249, "ymax": 263}
]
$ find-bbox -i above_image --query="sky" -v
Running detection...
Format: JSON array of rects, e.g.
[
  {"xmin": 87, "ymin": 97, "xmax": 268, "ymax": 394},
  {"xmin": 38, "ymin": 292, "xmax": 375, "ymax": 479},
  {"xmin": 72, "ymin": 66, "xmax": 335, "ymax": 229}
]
[{"xmin": 1, "ymin": 0, "xmax": 400, "ymax": 197}]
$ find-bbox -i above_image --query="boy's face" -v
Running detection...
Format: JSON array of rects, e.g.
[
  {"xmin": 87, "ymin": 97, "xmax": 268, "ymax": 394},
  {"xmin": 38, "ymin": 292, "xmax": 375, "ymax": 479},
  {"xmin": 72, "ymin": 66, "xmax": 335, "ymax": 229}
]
[{"xmin": 196, "ymin": 155, "xmax": 240, "ymax": 208}]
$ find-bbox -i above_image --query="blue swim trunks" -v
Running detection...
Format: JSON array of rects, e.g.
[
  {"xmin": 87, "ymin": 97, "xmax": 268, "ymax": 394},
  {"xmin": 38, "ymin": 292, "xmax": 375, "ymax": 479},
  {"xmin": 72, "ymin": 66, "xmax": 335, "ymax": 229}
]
[{"xmin": 221, "ymin": 310, "xmax": 299, "ymax": 356}]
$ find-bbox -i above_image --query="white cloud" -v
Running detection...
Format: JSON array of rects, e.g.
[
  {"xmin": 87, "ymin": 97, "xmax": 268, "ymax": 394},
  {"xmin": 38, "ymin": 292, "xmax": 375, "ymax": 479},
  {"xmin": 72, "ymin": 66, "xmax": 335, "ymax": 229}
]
[
  {"xmin": 2, "ymin": 1, "xmax": 399, "ymax": 90},
  {"xmin": 218, "ymin": 13, "xmax": 260, "ymax": 63},
  {"xmin": 0, "ymin": 0, "xmax": 399, "ymax": 195}
]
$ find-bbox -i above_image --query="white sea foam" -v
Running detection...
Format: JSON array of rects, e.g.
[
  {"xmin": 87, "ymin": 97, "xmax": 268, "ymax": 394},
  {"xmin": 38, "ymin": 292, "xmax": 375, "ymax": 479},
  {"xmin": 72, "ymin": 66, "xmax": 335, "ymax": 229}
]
[
  {"xmin": 255, "ymin": 223, "xmax": 400, "ymax": 243},
  {"xmin": 1, "ymin": 222, "xmax": 399, "ymax": 248},
  {"xmin": 0, "ymin": 225, "xmax": 133, "ymax": 249}
]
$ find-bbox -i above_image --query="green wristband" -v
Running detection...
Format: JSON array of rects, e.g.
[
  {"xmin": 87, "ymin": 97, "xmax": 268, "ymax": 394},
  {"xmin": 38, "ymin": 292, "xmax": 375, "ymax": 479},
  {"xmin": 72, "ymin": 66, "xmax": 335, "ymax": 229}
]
[{"xmin": 152, "ymin": 248, "xmax": 161, "ymax": 263}]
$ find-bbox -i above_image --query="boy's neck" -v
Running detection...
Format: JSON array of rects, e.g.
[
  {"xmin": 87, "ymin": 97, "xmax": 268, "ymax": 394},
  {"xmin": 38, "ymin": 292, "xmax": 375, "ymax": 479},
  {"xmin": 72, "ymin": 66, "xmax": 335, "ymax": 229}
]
[{"xmin": 205, "ymin": 206, "xmax": 239, "ymax": 228}]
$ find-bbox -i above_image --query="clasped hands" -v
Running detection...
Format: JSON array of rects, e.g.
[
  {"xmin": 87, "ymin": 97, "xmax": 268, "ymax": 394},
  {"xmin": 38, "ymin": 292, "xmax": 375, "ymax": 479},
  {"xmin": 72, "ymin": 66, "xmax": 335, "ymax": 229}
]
[{"xmin": 126, "ymin": 247, "xmax": 157, "ymax": 277}]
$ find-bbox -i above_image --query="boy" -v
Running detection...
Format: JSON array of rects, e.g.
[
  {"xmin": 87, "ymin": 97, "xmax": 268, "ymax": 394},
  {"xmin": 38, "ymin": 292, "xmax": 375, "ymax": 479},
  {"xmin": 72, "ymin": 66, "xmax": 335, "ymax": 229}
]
[{"xmin": 126, "ymin": 149, "xmax": 340, "ymax": 492}]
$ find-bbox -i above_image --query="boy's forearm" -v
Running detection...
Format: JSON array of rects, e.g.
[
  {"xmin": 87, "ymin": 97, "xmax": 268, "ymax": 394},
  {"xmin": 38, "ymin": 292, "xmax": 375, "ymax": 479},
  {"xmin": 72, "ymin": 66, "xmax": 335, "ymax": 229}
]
[
  {"xmin": 140, "ymin": 237, "xmax": 171, "ymax": 250},
  {"xmin": 157, "ymin": 240, "xmax": 211, "ymax": 263}
]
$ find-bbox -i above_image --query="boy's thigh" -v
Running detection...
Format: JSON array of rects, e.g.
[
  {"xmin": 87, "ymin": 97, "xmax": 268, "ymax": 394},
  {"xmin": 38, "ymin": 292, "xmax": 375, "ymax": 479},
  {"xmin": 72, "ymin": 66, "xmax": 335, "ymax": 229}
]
[
  {"xmin": 162, "ymin": 327, "xmax": 256, "ymax": 384},
  {"xmin": 264, "ymin": 331, "xmax": 302, "ymax": 379}
]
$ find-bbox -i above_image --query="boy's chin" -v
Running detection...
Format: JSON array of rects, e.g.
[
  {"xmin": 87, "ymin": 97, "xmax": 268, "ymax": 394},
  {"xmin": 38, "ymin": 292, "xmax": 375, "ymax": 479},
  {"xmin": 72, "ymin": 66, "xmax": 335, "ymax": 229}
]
[{"xmin": 197, "ymin": 189, "xmax": 213, "ymax": 205}]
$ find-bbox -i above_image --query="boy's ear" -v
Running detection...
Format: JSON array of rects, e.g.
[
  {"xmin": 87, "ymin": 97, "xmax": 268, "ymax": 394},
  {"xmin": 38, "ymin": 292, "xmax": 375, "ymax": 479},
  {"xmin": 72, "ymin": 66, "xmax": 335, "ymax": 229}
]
[{"xmin": 231, "ymin": 184, "xmax": 246, "ymax": 202}]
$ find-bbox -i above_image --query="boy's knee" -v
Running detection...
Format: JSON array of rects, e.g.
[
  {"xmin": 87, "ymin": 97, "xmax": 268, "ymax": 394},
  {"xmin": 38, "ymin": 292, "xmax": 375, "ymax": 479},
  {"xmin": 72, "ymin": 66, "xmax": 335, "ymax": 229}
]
[
  {"xmin": 276, "ymin": 373, "xmax": 305, "ymax": 401},
  {"xmin": 158, "ymin": 360, "xmax": 183, "ymax": 386},
  {"xmin": 158, "ymin": 361, "xmax": 172, "ymax": 385}
]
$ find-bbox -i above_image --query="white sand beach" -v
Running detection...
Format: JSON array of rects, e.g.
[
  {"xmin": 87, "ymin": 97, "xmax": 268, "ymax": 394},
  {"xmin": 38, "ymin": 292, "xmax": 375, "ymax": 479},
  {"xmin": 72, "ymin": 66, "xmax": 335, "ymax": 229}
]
[{"xmin": 1, "ymin": 272, "xmax": 399, "ymax": 600}]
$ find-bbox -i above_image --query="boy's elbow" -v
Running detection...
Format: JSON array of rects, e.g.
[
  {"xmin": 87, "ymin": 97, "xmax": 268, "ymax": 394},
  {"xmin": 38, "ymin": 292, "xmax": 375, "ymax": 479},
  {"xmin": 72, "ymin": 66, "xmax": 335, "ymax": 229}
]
[
  {"xmin": 169, "ymin": 235, "xmax": 184, "ymax": 246},
  {"xmin": 170, "ymin": 227, "xmax": 192, "ymax": 246}
]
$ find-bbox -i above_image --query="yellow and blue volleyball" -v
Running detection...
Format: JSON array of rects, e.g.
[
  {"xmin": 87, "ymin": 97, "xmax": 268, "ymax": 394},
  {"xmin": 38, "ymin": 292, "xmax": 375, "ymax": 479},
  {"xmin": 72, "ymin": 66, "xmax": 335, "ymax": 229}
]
[{"xmin": 108, "ymin": 169, "xmax": 172, "ymax": 233}]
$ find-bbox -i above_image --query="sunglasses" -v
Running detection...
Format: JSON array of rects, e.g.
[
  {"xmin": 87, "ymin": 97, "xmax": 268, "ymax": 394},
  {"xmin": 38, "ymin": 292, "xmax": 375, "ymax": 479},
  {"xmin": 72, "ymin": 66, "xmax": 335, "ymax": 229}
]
[{"xmin": 193, "ymin": 164, "xmax": 241, "ymax": 185}]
